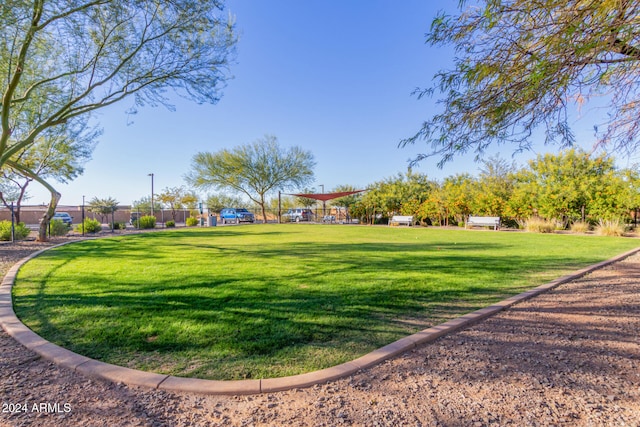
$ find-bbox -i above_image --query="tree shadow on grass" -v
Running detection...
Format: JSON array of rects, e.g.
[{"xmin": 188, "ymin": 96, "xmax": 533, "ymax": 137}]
[
  {"xmin": 12, "ymin": 229, "xmax": 637, "ymax": 379},
  {"xmin": 13, "ymin": 255, "xmax": 609, "ymax": 379}
]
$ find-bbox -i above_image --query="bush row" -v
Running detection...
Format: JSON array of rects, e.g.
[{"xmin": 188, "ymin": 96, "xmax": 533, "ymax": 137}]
[
  {"xmin": 524, "ymin": 217, "xmax": 627, "ymax": 236},
  {"xmin": 1, "ymin": 215, "xmax": 206, "ymax": 240}
]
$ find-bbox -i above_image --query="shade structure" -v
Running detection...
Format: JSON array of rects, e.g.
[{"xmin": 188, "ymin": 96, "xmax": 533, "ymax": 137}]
[{"xmin": 286, "ymin": 190, "xmax": 366, "ymax": 202}]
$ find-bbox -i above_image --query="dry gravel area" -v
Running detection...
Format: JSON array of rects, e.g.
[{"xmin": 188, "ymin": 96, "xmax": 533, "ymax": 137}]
[{"xmin": 1, "ymin": 237, "xmax": 639, "ymax": 427}]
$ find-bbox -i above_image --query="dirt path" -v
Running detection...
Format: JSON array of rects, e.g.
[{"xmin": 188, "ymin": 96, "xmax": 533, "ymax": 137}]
[{"xmin": 1, "ymin": 239, "xmax": 639, "ymax": 426}]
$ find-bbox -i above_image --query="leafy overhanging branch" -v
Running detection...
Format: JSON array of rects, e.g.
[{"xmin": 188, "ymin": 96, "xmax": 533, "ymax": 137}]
[
  {"xmin": 0, "ymin": 1, "xmax": 236, "ymax": 240},
  {"xmin": 402, "ymin": 0, "xmax": 640, "ymax": 165}
]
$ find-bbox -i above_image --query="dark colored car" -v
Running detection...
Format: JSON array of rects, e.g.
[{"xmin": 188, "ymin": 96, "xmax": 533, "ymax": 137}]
[
  {"xmin": 52, "ymin": 212, "xmax": 73, "ymax": 225},
  {"xmin": 282, "ymin": 208, "xmax": 314, "ymax": 222},
  {"xmin": 220, "ymin": 208, "xmax": 255, "ymax": 224}
]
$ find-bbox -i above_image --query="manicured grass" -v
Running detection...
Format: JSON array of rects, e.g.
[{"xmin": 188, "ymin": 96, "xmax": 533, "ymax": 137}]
[{"xmin": 12, "ymin": 225, "xmax": 639, "ymax": 380}]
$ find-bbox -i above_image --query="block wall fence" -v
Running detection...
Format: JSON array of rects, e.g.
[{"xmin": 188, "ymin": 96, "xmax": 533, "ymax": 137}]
[{"xmin": 0, "ymin": 206, "xmax": 194, "ymax": 225}]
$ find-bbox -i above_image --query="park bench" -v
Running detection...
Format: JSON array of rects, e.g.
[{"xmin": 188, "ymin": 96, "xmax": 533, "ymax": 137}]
[
  {"xmin": 389, "ymin": 215, "xmax": 413, "ymax": 227},
  {"xmin": 466, "ymin": 216, "xmax": 500, "ymax": 230}
]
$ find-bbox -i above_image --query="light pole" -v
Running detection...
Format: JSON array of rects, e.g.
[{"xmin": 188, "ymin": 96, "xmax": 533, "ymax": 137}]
[
  {"xmin": 148, "ymin": 173, "xmax": 154, "ymax": 216},
  {"xmin": 319, "ymin": 184, "xmax": 326, "ymax": 217},
  {"xmin": 82, "ymin": 195, "xmax": 85, "ymax": 236}
]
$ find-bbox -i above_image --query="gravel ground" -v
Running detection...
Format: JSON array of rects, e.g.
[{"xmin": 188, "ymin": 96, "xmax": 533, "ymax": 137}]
[{"xmin": 1, "ymin": 237, "xmax": 639, "ymax": 427}]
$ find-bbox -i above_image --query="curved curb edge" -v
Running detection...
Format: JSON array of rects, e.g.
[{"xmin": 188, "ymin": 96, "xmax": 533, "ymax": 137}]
[{"xmin": 2, "ymin": 242, "xmax": 639, "ymax": 395}]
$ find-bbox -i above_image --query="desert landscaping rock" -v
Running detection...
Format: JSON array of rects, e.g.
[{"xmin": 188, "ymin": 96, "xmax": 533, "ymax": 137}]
[{"xmin": 1, "ymin": 236, "xmax": 639, "ymax": 426}]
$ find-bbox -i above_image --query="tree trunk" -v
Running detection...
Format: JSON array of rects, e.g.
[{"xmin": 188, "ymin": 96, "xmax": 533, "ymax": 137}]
[
  {"xmin": 37, "ymin": 191, "xmax": 61, "ymax": 242},
  {"xmin": 252, "ymin": 193, "xmax": 268, "ymax": 224},
  {"xmin": 260, "ymin": 198, "xmax": 268, "ymax": 224}
]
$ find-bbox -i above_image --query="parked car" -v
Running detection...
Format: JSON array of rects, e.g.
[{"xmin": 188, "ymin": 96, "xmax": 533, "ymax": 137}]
[
  {"xmin": 52, "ymin": 212, "xmax": 73, "ymax": 226},
  {"xmin": 282, "ymin": 208, "xmax": 314, "ymax": 222},
  {"xmin": 220, "ymin": 208, "xmax": 255, "ymax": 224}
]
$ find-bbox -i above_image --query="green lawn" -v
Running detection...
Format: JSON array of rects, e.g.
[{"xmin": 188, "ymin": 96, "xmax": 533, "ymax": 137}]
[{"xmin": 12, "ymin": 225, "xmax": 639, "ymax": 380}]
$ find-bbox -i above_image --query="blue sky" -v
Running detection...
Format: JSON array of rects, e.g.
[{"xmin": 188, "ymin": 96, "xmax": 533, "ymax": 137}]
[{"xmin": 27, "ymin": 1, "xmax": 620, "ymax": 206}]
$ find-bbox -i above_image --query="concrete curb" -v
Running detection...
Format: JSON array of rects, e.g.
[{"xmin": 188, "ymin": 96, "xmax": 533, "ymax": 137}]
[{"xmin": 2, "ymin": 241, "xmax": 639, "ymax": 395}]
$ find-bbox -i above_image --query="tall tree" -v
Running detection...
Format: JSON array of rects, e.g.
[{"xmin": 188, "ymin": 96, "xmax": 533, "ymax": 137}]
[
  {"xmin": 1, "ymin": 1, "xmax": 236, "ymax": 240},
  {"xmin": 187, "ymin": 135, "xmax": 316, "ymax": 222},
  {"xmin": 401, "ymin": 1, "xmax": 640, "ymax": 165}
]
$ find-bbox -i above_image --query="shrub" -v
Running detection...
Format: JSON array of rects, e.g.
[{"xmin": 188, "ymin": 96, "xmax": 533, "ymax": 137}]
[
  {"xmin": 111, "ymin": 222, "xmax": 126, "ymax": 230},
  {"xmin": 49, "ymin": 219, "xmax": 70, "ymax": 237},
  {"xmin": 138, "ymin": 215, "xmax": 156, "ymax": 229},
  {"xmin": 75, "ymin": 218, "xmax": 102, "ymax": 234},
  {"xmin": 524, "ymin": 217, "xmax": 556, "ymax": 233},
  {"xmin": 165, "ymin": 220, "xmax": 176, "ymax": 228},
  {"xmin": 0, "ymin": 220, "xmax": 31, "ymax": 241},
  {"xmin": 501, "ymin": 218, "xmax": 520, "ymax": 229},
  {"xmin": 570, "ymin": 221, "xmax": 591, "ymax": 234},
  {"xmin": 186, "ymin": 216, "xmax": 199, "ymax": 227},
  {"xmin": 595, "ymin": 219, "xmax": 625, "ymax": 237}
]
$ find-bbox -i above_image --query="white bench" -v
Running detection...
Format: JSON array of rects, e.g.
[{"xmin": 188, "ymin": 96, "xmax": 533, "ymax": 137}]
[
  {"xmin": 389, "ymin": 215, "xmax": 413, "ymax": 226},
  {"xmin": 466, "ymin": 216, "xmax": 500, "ymax": 230}
]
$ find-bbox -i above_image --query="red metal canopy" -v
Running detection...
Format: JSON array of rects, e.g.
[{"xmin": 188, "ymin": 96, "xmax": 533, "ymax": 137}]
[{"xmin": 286, "ymin": 190, "xmax": 366, "ymax": 202}]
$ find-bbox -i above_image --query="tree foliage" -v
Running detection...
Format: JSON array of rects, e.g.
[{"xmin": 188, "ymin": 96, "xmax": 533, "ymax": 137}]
[
  {"xmin": 515, "ymin": 149, "xmax": 633, "ymax": 223},
  {"xmin": 352, "ymin": 149, "xmax": 638, "ymax": 228},
  {"xmin": 0, "ymin": 171, "xmax": 30, "ymax": 223},
  {"xmin": 474, "ymin": 155, "xmax": 517, "ymax": 217},
  {"xmin": 0, "ymin": 119, "xmax": 96, "ymax": 222},
  {"xmin": 415, "ymin": 182, "xmax": 446, "ymax": 225},
  {"xmin": 187, "ymin": 135, "xmax": 316, "ymax": 222},
  {"xmin": 269, "ymin": 194, "xmax": 296, "ymax": 214},
  {"xmin": 331, "ymin": 184, "xmax": 362, "ymax": 212},
  {"xmin": 131, "ymin": 196, "xmax": 162, "ymax": 215},
  {"xmin": 157, "ymin": 186, "xmax": 198, "ymax": 221},
  {"xmin": 354, "ymin": 172, "xmax": 431, "ymax": 224},
  {"xmin": 206, "ymin": 194, "xmax": 247, "ymax": 213},
  {"xmin": 1, "ymin": 0, "xmax": 236, "ymax": 239},
  {"xmin": 402, "ymin": 1, "xmax": 640, "ymax": 165},
  {"xmin": 295, "ymin": 188, "xmax": 318, "ymax": 209},
  {"xmin": 87, "ymin": 196, "xmax": 118, "ymax": 223},
  {"xmin": 442, "ymin": 174, "xmax": 475, "ymax": 226}
]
